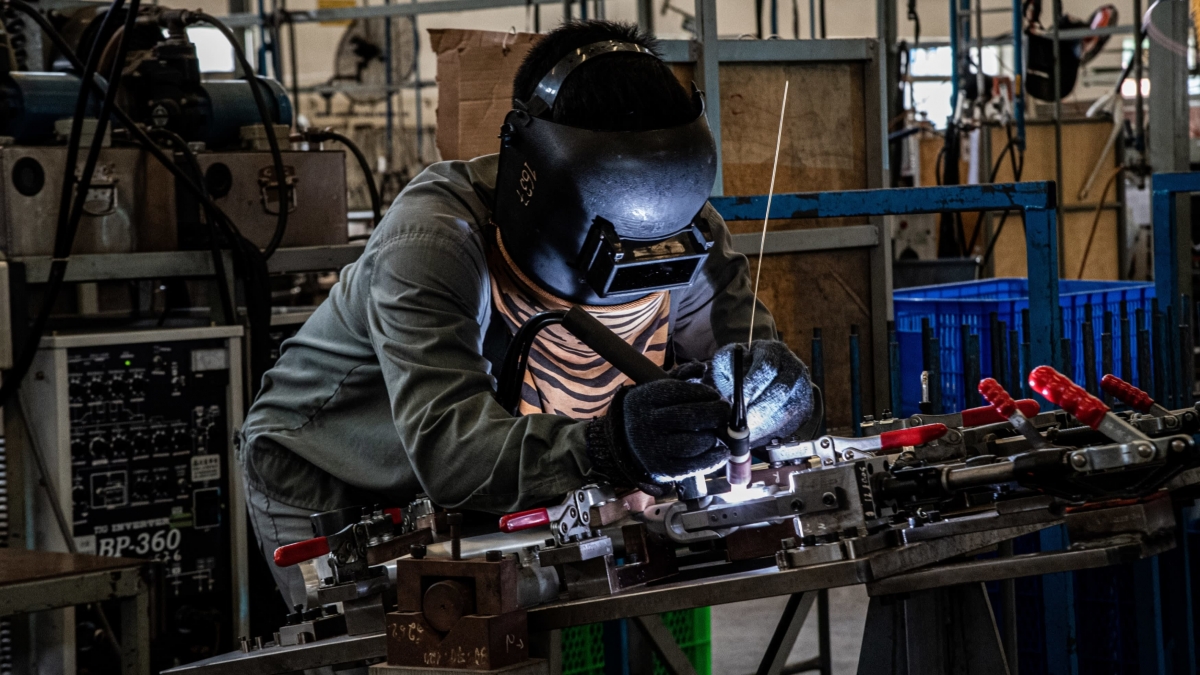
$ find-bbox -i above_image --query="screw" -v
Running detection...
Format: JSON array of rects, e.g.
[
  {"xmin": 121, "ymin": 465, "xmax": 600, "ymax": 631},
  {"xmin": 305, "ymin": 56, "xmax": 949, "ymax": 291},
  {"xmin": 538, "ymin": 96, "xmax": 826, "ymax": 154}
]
[
  {"xmin": 821, "ymin": 492, "xmax": 837, "ymax": 507},
  {"xmin": 1172, "ymin": 439, "xmax": 1188, "ymax": 453},
  {"xmin": 1070, "ymin": 452, "xmax": 1088, "ymax": 468},
  {"xmin": 820, "ymin": 438, "xmax": 831, "ymax": 448},
  {"xmin": 790, "ymin": 499, "xmax": 805, "ymax": 512},
  {"xmin": 410, "ymin": 543, "xmax": 427, "ymax": 559},
  {"xmin": 843, "ymin": 450, "xmax": 855, "ymax": 459},
  {"xmin": 947, "ymin": 430, "xmax": 962, "ymax": 443},
  {"xmin": 485, "ymin": 550, "xmax": 503, "ymax": 562},
  {"xmin": 1137, "ymin": 444, "xmax": 1154, "ymax": 458},
  {"xmin": 911, "ymin": 416, "xmax": 923, "ymax": 425}
]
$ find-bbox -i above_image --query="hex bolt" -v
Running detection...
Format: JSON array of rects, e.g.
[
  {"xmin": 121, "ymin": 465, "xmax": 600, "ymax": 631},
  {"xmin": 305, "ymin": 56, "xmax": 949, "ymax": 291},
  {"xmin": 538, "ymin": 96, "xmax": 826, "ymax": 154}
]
[
  {"xmin": 1171, "ymin": 439, "xmax": 1188, "ymax": 453},
  {"xmin": 1137, "ymin": 444, "xmax": 1154, "ymax": 458},
  {"xmin": 447, "ymin": 513, "xmax": 463, "ymax": 560},
  {"xmin": 1070, "ymin": 452, "xmax": 1088, "ymax": 468},
  {"xmin": 485, "ymin": 549, "xmax": 503, "ymax": 562},
  {"xmin": 947, "ymin": 430, "xmax": 962, "ymax": 443},
  {"xmin": 410, "ymin": 543, "xmax": 426, "ymax": 559},
  {"xmin": 790, "ymin": 499, "xmax": 805, "ymax": 512},
  {"xmin": 821, "ymin": 492, "xmax": 837, "ymax": 507}
]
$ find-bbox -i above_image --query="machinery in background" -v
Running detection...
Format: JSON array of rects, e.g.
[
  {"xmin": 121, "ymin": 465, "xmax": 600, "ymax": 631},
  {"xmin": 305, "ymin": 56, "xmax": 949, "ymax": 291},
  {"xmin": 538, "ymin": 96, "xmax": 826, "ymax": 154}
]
[
  {"xmin": 20, "ymin": 326, "xmax": 245, "ymax": 674},
  {"xmin": 0, "ymin": 6, "xmax": 347, "ymax": 260}
]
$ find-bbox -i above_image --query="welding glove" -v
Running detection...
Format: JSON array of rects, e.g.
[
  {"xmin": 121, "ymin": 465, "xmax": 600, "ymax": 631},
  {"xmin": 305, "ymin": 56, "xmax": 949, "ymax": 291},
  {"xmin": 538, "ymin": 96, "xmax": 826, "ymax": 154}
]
[
  {"xmin": 586, "ymin": 379, "xmax": 732, "ymax": 487},
  {"xmin": 708, "ymin": 340, "xmax": 815, "ymax": 447}
]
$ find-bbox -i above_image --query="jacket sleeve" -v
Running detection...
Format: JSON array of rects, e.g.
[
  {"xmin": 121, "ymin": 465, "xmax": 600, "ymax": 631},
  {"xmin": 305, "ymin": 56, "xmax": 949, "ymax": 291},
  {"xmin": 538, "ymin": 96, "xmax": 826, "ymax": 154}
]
[
  {"xmin": 672, "ymin": 203, "xmax": 778, "ymax": 362},
  {"xmin": 365, "ymin": 228, "xmax": 601, "ymax": 514}
]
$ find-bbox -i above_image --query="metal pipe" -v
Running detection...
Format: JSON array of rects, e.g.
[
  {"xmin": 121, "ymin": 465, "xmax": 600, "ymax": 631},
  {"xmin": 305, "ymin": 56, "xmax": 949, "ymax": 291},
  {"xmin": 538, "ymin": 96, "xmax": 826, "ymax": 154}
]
[
  {"xmin": 1011, "ymin": 0, "xmax": 1026, "ymax": 148},
  {"xmin": 990, "ymin": 312, "xmax": 1004, "ymax": 386},
  {"xmin": 1082, "ymin": 315, "xmax": 1097, "ymax": 395},
  {"xmin": 922, "ymin": 318, "xmax": 941, "ymax": 414},
  {"xmin": 1152, "ymin": 300, "xmax": 1165, "ymax": 402},
  {"xmin": 1121, "ymin": 301, "xmax": 1132, "ymax": 381},
  {"xmin": 966, "ymin": 330, "xmax": 982, "ymax": 408},
  {"xmin": 1009, "ymin": 328, "xmax": 1021, "ymax": 401},
  {"xmin": 812, "ymin": 327, "xmax": 826, "ymax": 435},
  {"xmin": 1051, "ymin": 0, "xmax": 1065, "ymax": 275},
  {"xmin": 889, "ymin": 320, "xmax": 902, "ymax": 415},
  {"xmin": 1132, "ymin": 0, "xmax": 1145, "ymax": 176},
  {"xmin": 1101, "ymin": 331, "xmax": 1114, "ymax": 404},
  {"xmin": 1137, "ymin": 307, "xmax": 1152, "ymax": 393},
  {"xmin": 1021, "ymin": 308, "xmax": 1032, "ymax": 399}
]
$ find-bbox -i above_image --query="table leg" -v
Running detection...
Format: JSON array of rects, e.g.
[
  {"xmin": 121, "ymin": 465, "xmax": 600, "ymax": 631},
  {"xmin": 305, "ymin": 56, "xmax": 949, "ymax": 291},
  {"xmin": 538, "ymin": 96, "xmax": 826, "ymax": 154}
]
[{"xmin": 119, "ymin": 576, "xmax": 150, "ymax": 675}]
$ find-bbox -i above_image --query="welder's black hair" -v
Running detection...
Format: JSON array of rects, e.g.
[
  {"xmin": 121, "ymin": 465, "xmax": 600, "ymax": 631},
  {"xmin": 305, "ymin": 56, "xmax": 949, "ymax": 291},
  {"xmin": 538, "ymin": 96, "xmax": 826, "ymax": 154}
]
[{"xmin": 512, "ymin": 20, "xmax": 696, "ymax": 132}]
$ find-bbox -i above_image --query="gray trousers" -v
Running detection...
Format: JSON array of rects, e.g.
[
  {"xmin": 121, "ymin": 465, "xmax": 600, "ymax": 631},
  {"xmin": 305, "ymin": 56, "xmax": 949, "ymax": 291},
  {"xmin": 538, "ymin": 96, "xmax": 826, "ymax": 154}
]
[{"xmin": 244, "ymin": 480, "xmax": 318, "ymax": 610}]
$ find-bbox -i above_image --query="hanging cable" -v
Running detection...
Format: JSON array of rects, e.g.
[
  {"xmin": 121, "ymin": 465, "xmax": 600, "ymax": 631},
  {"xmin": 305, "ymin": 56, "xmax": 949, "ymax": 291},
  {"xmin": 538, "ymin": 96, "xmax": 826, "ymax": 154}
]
[
  {"xmin": 304, "ymin": 128, "xmax": 382, "ymax": 226},
  {"xmin": 1076, "ymin": 166, "xmax": 1123, "ymax": 279},
  {"xmin": 189, "ymin": 11, "xmax": 290, "ymax": 258}
]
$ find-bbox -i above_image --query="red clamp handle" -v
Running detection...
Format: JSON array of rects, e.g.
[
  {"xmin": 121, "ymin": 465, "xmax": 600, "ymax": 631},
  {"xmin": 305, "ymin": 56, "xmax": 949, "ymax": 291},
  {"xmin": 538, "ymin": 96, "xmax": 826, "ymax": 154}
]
[
  {"xmin": 879, "ymin": 423, "xmax": 949, "ymax": 450},
  {"xmin": 383, "ymin": 507, "xmax": 403, "ymax": 525},
  {"xmin": 274, "ymin": 536, "xmax": 330, "ymax": 567},
  {"xmin": 962, "ymin": 396, "xmax": 1041, "ymax": 426},
  {"xmin": 499, "ymin": 508, "xmax": 550, "ymax": 533},
  {"xmin": 1028, "ymin": 366, "xmax": 1110, "ymax": 429},
  {"xmin": 1100, "ymin": 374, "xmax": 1155, "ymax": 413},
  {"xmin": 978, "ymin": 378, "xmax": 1019, "ymax": 419}
]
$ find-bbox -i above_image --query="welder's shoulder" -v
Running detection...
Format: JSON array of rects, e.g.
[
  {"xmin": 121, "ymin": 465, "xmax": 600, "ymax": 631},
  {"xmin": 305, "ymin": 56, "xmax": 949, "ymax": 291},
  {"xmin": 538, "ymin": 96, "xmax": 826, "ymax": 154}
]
[{"xmin": 367, "ymin": 155, "xmax": 498, "ymax": 254}]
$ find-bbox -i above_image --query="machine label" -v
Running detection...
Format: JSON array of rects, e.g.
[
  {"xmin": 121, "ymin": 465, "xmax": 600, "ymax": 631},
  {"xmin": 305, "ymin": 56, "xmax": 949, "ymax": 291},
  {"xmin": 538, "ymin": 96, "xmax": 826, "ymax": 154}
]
[{"xmin": 191, "ymin": 454, "xmax": 222, "ymax": 482}]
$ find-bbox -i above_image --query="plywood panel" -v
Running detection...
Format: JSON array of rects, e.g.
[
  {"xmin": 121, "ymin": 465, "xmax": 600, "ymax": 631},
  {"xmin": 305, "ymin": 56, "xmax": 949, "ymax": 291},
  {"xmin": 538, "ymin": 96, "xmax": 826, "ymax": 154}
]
[
  {"xmin": 989, "ymin": 120, "xmax": 1119, "ymax": 207},
  {"xmin": 991, "ymin": 209, "xmax": 1120, "ymax": 280}
]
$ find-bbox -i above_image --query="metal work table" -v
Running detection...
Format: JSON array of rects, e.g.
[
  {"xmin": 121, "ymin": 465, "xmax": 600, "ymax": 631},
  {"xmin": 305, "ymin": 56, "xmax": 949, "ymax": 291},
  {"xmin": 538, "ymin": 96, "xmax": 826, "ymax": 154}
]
[
  {"xmin": 0, "ymin": 548, "xmax": 152, "ymax": 675},
  {"xmin": 165, "ymin": 502, "xmax": 1156, "ymax": 675}
]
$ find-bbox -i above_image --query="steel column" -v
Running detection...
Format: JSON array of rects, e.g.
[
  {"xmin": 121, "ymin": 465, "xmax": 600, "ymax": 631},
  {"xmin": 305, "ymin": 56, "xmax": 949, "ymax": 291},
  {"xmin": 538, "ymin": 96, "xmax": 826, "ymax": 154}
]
[{"xmin": 692, "ymin": 0, "xmax": 722, "ymax": 196}]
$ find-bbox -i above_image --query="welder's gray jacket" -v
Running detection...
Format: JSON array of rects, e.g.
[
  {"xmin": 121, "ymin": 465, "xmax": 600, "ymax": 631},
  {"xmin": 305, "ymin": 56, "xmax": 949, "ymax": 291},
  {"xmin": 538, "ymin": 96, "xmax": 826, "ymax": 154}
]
[{"xmin": 239, "ymin": 154, "xmax": 776, "ymax": 514}]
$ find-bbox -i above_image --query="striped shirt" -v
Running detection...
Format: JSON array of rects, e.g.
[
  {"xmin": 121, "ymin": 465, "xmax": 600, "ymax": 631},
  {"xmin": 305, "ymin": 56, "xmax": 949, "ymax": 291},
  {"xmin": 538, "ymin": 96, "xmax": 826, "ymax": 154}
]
[{"xmin": 489, "ymin": 230, "xmax": 671, "ymax": 419}]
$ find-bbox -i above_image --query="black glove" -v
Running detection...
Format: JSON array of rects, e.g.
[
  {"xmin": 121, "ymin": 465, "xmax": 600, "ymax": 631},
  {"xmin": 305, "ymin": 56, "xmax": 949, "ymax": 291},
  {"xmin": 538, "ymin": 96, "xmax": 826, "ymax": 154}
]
[
  {"xmin": 709, "ymin": 340, "xmax": 814, "ymax": 446},
  {"xmin": 586, "ymin": 379, "xmax": 731, "ymax": 486}
]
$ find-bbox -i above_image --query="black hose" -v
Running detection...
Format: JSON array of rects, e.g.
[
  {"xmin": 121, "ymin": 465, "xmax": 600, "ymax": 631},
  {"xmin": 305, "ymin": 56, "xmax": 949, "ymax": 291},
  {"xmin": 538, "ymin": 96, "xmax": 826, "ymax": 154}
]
[
  {"xmin": 496, "ymin": 310, "xmax": 565, "ymax": 415},
  {"xmin": 147, "ymin": 127, "xmax": 235, "ymax": 324},
  {"xmin": 307, "ymin": 128, "xmax": 382, "ymax": 225},
  {"xmin": 0, "ymin": 0, "xmax": 126, "ymax": 407},
  {"xmin": 190, "ymin": 10, "xmax": 290, "ymax": 258}
]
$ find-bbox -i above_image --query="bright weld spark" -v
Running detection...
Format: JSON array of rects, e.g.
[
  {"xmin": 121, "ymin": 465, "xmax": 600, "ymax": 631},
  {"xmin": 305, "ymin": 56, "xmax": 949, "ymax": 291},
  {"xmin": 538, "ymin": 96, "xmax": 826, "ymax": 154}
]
[{"xmin": 747, "ymin": 80, "xmax": 789, "ymax": 347}]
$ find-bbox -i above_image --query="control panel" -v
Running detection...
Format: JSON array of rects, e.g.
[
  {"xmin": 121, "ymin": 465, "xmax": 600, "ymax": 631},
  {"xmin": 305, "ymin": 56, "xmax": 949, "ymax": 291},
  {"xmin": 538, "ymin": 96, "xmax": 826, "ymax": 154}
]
[{"xmin": 64, "ymin": 336, "xmax": 234, "ymax": 666}]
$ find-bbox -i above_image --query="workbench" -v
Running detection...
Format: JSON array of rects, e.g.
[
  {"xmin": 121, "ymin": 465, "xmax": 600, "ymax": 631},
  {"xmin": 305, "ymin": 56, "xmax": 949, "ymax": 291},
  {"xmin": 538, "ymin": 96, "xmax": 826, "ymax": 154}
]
[
  {"xmin": 164, "ymin": 498, "xmax": 1160, "ymax": 675},
  {"xmin": 0, "ymin": 548, "xmax": 152, "ymax": 675}
]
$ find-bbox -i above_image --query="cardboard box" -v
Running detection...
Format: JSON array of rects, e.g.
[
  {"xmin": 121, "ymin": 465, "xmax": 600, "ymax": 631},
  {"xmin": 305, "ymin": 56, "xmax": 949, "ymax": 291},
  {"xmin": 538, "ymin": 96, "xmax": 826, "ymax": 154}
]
[{"xmin": 429, "ymin": 29, "xmax": 541, "ymax": 161}]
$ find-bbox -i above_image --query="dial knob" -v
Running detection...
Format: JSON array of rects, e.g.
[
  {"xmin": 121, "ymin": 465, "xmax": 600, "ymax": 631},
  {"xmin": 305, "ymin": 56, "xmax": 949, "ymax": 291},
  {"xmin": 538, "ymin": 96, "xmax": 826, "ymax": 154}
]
[
  {"xmin": 89, "ymin": 435, "xmax": 109, "ymax": 460},
  {"xmin": 110, "ymin": 434, "xmax": 132, "ymax": 461}
]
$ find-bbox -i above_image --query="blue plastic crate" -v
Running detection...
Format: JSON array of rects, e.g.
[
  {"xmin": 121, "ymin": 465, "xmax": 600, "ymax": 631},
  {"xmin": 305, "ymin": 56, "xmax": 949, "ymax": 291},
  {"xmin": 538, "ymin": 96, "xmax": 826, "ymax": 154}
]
[{"xmin": 894, "ymin": 278, "xmax": 1156, "ymax": 415}]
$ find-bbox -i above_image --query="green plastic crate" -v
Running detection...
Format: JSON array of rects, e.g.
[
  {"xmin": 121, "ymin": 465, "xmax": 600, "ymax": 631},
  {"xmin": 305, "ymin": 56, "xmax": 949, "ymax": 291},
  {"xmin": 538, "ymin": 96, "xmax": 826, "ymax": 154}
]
[{"xmin": 561, "ymin": 607, "xmax": 711, "ymax": 675}]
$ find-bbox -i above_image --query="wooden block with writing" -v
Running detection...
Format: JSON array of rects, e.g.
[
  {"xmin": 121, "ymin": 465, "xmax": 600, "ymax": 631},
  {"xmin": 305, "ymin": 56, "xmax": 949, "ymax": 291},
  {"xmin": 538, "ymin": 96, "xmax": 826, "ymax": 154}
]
[{"xmin": 385, "ymin": 611, "xmax": 529, "ymax": 671}]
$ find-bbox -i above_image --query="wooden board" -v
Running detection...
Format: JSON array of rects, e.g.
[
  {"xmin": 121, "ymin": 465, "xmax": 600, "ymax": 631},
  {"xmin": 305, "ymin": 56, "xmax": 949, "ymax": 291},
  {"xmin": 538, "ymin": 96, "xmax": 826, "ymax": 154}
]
[{"xmin": 991, "ymin": 208, "xmax": 1121, "ymax": 280}]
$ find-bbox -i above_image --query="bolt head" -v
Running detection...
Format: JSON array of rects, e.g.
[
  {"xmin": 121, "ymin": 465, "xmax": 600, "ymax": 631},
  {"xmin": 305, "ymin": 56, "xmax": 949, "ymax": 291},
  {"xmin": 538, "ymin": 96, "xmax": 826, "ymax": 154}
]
[
  {"xmin": 820, "ymin": 438, "xmax": 831, "ymax": 448},
  {"xmin": 843, "ymin": 450, "xmax": 855, "ymax": 459},
  {"xmin": 821, "ymin": 492, "xmax": 837, "ymax": 507},
  {"xmin": 1171, "ymin": 439, "xmax": 1188, "ymax": 453},
  {"xmin": 1070, "ymin": 452, "xmax": 1088, "ymax": 468},
  {"xmin": 1137, "ymin": 444, "xmax": 1154, "ymax": 458},
  {"xmin": 790, "ymin": 498, "xmax": 805, "ymax": 512}
]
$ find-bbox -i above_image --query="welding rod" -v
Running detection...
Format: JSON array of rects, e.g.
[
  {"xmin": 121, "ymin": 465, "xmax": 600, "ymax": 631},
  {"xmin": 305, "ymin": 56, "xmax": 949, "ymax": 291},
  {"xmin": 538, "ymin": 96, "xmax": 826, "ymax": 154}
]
[
  {"xmin": 1081, "ymin": 317, "xmax": 1097, "ymax": 395},
  {"xmin": 889, "ymin": 321, "xmax": 902, "ymax": 415},
  {"xmin": 990, "ymin": 312, "xmax": 1004, "ymax": 387},
  {"xmin": 850, "ymin": 324, "xmax": 863, "ymax": 436},
  {"xmin": 1101, "ymin": 331, "xmax": 1114, "ymax": 404},
  {"xmin": 1152, "ymin": 301, "xmax": 1166, "ymax": 404},
  {"xmin": 921, "ymin": 323, "xmax": 941, "ymax": 415},
  {"xmin": 1008, "ymin": 328, "xmax": 1020, "ymax": 402},
  {"xmin": 1137, "ymin": 307, "xmax": 1152, "ymax": 396},
  {"xmin": 1021, "ymin": 308, "xmax": 1032, "ymax": 399},
  {"xmin": 965, "ymin": 331, "xmax": 982, "ymax": 408},
  {"xmin": 1121, "ymin": 302, "xmax": 1132, "ymax": 381}
]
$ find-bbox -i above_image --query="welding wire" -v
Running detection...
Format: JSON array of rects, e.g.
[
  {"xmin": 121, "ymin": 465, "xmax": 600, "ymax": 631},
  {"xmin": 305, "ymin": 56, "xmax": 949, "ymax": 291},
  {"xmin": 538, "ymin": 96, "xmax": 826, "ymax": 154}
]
[
  {"xmin": 747, "ymin": 80, "xmax": 789, "ymax": 347},
  {"xmin": 850, "ymin": 325, "xmax": 863, "ymax": 436},
  {"xmin": 1082, "ymin": 318, "xmax": 1097, "ymax": 395},
  {"xmin": 1021, "ymin": 308, "xmax": 1032, "ymax": 399},
  {"xmin": 1137, "ymin": 307, "xmax": 1153, "ymax": 395},
  {"xmin": 888, "ymin": 320, "xmax": 902, "ymax": 415},
  {"xmin": 965, "ymin": 332, "xmax": 982, "ymax": 408},
  {"xmin": 990, "ymin": 312, "xmax": 1004, "ymax": 385},
  {"xmin": 960, "ymin": 324, "xmax": 975, "ymax": 408},
  {"xmin": 1101, "ymin": 331, "xmax": 1114, "ymax": 404},
  {"xmin": 1121, "ymin": 301, "xmax": 1132, "ymax": 382},
  {"xmin": 1008, "ymin": 329, "xmax": 1020, "ymax": 401}
]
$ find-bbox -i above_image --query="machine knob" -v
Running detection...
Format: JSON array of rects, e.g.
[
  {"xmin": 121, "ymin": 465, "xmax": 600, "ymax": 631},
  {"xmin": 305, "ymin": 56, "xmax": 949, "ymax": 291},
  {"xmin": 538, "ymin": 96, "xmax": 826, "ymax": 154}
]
[
  {"xmin": 172, "ymin": 428, "xmax": 193, "ymax": 454},
  {"xmin": 109, "ymin": 376, "xmax": 129, "ymax": 399},
  {"xmin": 129, "ymin": 373, "xmax": 146, "ymax": 399},
  {"xmin": 150, "ymin": 430, "xmax": 168, "ymax": 454},
  {"xmin": 110, "ymin": 433, "xmax": 132, "ymax": 461},
  {"xmin": 89, "ymin": 435, "xmax": 109, "ymax": 461}
]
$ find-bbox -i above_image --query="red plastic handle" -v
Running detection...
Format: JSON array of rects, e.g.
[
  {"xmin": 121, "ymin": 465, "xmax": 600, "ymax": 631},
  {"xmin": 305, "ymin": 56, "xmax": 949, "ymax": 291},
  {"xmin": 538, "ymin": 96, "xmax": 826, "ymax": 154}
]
[
  {"xmin": 1028, "ymin": 366, "xmax": 1110, "ymax": 429},
  {"xmin": 961, "ymin": 397, "xmax": 1041, "ymax": 426},
  {"xmin": 274, "ymin": 536, "xmax": 330, "ymax": 567},
  {"xmin": 1100, "ymin": 374, "xmax": 1155, "ymax": 413},
  {"xmin": 499, "ymin": 508, "xmax": 550, "ymax": 533},
  {"xmin": 879, "ymin": 423, "xmax": 949, "ymax": 450},
  {"xmin": 977, "ymin": 378, "xmax": 1018, "ymax": 419},
  {"xmin": 383, "ymin": 507, "xmax": 403, "ymax": 525}
]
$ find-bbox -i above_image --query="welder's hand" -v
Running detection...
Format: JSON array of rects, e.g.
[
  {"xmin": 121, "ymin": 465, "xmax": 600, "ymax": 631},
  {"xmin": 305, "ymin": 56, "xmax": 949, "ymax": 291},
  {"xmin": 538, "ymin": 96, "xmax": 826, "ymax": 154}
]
[
  {"xmin": 709, "ymin": 340, "xmax": 814, "ymax": 447},
  {"xmin": 586, "ymin": 379, "xmax": 732, "ymax": 486}
]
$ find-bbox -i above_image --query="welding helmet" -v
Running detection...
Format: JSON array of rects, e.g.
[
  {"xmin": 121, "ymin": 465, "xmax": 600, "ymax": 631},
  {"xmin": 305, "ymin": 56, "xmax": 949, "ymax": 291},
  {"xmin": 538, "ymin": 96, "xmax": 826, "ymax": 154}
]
[{"xmin": 493, "ymin": 41, "xmax": 719, "ymax": 305}]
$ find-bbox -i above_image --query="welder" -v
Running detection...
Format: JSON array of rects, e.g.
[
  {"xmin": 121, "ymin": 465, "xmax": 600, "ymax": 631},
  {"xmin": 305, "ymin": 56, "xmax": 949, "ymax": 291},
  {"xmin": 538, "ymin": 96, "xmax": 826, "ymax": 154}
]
[{"xmin": 239, "ymin": 20, "xmax": 815, "ymax": 606}]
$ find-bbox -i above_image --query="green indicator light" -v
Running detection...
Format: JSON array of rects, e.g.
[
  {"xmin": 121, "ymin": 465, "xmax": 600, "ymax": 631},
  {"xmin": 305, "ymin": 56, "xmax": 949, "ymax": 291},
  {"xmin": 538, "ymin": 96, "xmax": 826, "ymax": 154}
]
[{"xmin": 124, "ymin": 360, "xmax": 132, "ymax": 366}]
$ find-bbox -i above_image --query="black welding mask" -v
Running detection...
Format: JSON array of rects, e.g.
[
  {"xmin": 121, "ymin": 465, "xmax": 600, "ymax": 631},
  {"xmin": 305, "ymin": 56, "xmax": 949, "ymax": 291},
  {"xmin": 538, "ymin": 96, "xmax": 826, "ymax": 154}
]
[{"xmin": 493, "ymin": 41, "xmax": 719, "ymax": 305}]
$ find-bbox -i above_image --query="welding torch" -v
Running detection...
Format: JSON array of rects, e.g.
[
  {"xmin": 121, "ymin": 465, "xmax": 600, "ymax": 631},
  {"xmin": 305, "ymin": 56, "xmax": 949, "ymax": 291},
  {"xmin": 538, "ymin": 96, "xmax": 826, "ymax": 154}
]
[{"xmin": 725, "ymin": 345, "xmax": 752, "ymax": 489}]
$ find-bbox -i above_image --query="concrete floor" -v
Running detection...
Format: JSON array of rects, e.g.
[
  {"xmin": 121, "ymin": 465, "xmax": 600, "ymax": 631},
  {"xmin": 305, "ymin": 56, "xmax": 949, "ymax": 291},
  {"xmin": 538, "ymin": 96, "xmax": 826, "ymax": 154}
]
[{"xmin": 710, "ymin": 585, "xmax": 871, "ymax": 675}]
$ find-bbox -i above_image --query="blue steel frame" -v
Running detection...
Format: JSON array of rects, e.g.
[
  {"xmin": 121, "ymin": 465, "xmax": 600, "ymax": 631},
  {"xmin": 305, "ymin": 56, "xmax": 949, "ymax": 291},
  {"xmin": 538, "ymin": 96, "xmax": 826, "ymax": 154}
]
[
  {"xmin": 709, "ymin": 181, "xmax": 1063, "ymax": 371},
  {"xmin": 711, "ymin": 180, "xmax": 1077, "ymax": 674},
  {"xmin": 1152, "ymin": 172, "xmax": 1200, "ymax": 408}
]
